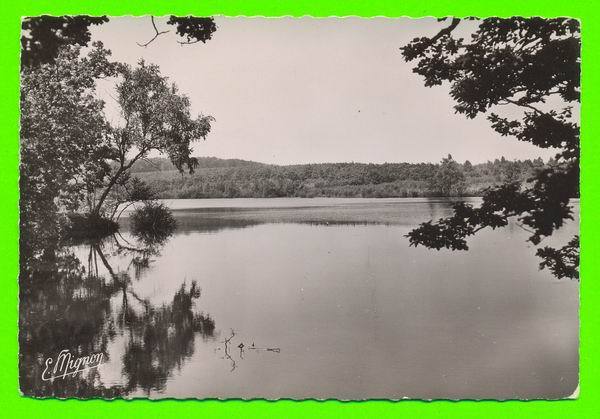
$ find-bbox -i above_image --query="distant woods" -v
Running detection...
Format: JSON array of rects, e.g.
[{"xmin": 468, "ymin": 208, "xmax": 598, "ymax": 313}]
[
  {"xmin": 430, "ymin": 154, "xmax": 466, "ymax": 196},
  {"xmin": 129, "ymin": 155, "xmax": 554, "ymax": 199}
]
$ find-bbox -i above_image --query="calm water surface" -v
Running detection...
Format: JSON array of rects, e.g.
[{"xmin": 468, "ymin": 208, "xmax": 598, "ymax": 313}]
[{"xmin": 20, "ymin": 198, "xmax": 579, "ymax": 399}]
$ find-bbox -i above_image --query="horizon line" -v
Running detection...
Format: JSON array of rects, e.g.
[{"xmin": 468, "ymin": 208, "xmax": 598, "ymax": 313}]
[{"xmin": 164, "ymin": 155, "xmax": 554, "ymax": 167}]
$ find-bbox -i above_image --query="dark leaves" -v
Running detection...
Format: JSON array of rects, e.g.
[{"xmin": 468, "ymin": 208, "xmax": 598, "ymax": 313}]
[
  {"xmin": 115, "ymin": 61, "xmax": 214, "ymax": 174},
  {"xmin": 131, "ymin": 202, "xmax": 176, "ymax": 245},
  {"xmin": 166, "ymin": 16, "xmax": 217, "ymax": 44},
  {"xmin": 402, "ymin": 18, "xmax": 580, "ymax": 279},
  {"xmin": 21, "ymin": 16, "xmax": 109, "ymax": 68},
  {"xmin": 536, "ymin": 236, "xmax": 579, "ymax": 279},
  {"xmin": 22, "ymin": 15, "xmax": 218, "ymax": 68},
  {"xmin": 407, "ymin": 172, "xmax": 576, "ymax": 267}
]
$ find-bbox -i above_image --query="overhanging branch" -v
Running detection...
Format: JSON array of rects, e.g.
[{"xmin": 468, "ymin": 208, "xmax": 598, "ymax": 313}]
[{"xmin": 137, "ymin": 16, "xmax": 170, "ymax": 48}]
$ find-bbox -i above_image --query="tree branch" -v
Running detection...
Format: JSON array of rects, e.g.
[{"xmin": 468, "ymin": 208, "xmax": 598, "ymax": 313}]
[
  {"xmin": 515, "ymin": 222, "xmax": 535, "ymax": 234},
  {"xmin": 137, "ymin": 16, "xmax": 170, "ymax": 47},
  {"xmin": 429, "ymin": 18, "xmax": 461, "ymax": 44},
  {"xmin": 142, "ymin": 157, "xmax": 160, "ymax": 170},
  {"xmin": 502, "ymin": 98, "xmax": 550, "ymax": 116},
  {"xmin": 401, "ymin": 17, "xmax": 461, "ymax": 60},
  {"xmin": 177, "ymin": 39, "xmax": 202, "ymax": 45}
]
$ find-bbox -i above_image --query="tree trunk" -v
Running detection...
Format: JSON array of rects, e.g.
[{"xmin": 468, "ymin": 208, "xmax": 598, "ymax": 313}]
[
  {"xmin": 91, "ymin": 151, "xmax": 146, "ymax": 216},
  {"xmin": 91, "ymin": 167, "xmax": 124, "ymax": 217}
]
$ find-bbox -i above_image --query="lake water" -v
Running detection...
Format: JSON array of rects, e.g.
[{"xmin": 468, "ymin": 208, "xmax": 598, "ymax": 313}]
[{"xmin": 19, "ymin": 198, "xmax": 579, "ymax": 400}]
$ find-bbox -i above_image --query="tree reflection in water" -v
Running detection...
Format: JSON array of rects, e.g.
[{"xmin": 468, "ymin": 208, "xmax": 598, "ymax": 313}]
[{"xmin": 19, "ymin": 228, "xmax": 215, "ymax": 398}]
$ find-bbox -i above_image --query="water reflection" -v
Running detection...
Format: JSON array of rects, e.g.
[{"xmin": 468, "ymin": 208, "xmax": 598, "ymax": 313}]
[
  {"xmin": 156, "ymin": 198, "xmax": 468, "ymax": 236},
  {"xmin": 19, "ymin": 230, "xmax": 216, "ymax": 398},
  {"xmin": 214, "ymin": 329, "xmax": 281, "ymax": 373},
  {"xmin": 20, "ymin": 199, "xmax": 579, "ymax": 399}
]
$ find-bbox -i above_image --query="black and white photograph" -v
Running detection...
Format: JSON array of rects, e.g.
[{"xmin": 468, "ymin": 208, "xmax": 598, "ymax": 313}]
[{"xmin": 19, "ymin": 16, "xmax": 580, "ymax": 400}]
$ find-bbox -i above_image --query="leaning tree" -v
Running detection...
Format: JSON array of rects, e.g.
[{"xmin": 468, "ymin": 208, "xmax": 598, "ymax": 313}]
[
  {"xmin": 90, "ymin": 60, "xmax": 214, "ymax": 217},
  {"xmin": 20, "ymin": 15, "xmax": 219, "ymax": 238},
  {"xmin": 401, "ymin": 17, "xmax": 580, "ymax": 279}
]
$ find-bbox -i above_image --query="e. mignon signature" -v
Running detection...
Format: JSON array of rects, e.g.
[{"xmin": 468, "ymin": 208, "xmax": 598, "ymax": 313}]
[{"xmin": 42, "ymin": 350, "xmax": 104, "ymax": 381}]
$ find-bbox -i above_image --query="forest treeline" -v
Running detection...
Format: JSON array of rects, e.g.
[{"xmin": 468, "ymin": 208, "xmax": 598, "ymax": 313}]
[{"xmin": 131, "ymin": 155, "xmax": 555, "ymax": 199}]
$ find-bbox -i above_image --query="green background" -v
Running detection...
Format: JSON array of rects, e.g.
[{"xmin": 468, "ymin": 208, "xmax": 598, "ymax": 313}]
[{"xmin": 0, "ymin": 1, "xmax": 597, "ymax": 417}]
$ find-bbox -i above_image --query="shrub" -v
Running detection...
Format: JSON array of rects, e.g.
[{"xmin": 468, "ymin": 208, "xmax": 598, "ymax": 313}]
[{"xmin": 130, "ymin": 202, "xmax": 176, "ymax": 244}]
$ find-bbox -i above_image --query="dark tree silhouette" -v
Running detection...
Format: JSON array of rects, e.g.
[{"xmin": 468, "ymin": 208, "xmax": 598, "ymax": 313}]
[
  {"xmin": 21, "ymin": 15, "xmax": 217, "ymax": 67},
  {"xmin": 167, "ymin": 16, "xmax": 217, "ymax": 45},
  {"xmin": 20, "ymin": 43, "xmax": 121, "ymax": 253},
  {"xmin": 21, "ymin": 16, "xmax": 109, "ymax": 68},
  {"xmin": 130, "ymin": 202, "xmax": 177, "ymax": 243},
  {"xmin": 401, "ymin": 17, "xmax": 580, "ymax": 279}
]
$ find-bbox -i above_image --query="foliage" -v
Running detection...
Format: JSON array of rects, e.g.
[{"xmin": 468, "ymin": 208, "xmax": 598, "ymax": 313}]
[
  {"xmin": 401, "ymin": 17, "xmax": 580, "ymax": 279},
  {"xmin": 130, "ymin": 202, "xmax": 177, "ymax": 244},
  {"xmin": 21, "ymin": 16, "xmax": 109, "ymax": 68},
  {"xmin": 91, "ymin": 60, "xmax": 214, "ymax": 216},
  {"xmin": 429, "ymin": 154, "xmax": 466, "ymax": 196},
  {"xmin": 21, "ymin": 15, "xmax": 217, "ymax": 67},
  {"xmin": 20, "ymin": 43, "xmax": 120, "ymax": 253},
  {"xmin": 166, "ymin": 16, "xmax": 217, "ymax": 44},
  {"xmin": 20, "ymin": 16, "xmax": 215, "ymax": 242},
  {"xmin": 536, "ymin": 236, "xmax": 580, "ymax": 280},
  {"xmin": 20, "ymin": 43, "xmax": 210, "ymax": 244},
  {"xmin": 126, "ymin": 177, "xmax": 156, "ymax": 201},
  {"xmin": 105, "ymin": 175, "xmax": 156, "ymax": 221},
  {"xmin": 132, "ymin": 156, "xmax": 549, "ymax": 199},
  {"xmin": 463, "ymin": 160, "xmax": 473, "ymax": 172},
  {"xmin": 130, "ymin": 156, "xmax": 260, "ymax": 173}
]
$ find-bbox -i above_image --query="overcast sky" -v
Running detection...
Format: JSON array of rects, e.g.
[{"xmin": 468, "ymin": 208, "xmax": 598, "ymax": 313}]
[{"xmin": 90, "ymin": 17, "xmax": 555, "ymax": 165}]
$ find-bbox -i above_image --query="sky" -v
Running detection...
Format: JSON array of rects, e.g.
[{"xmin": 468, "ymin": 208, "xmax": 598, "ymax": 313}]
[{"xmin": 90, "ymin": 17, "xmax": 557, "ymax": 165}]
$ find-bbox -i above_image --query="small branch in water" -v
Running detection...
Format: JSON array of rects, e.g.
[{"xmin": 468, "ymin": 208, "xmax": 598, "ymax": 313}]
[
  {"xmin": 224, "ymin": 329, "xmax": 235, "ymax": 345},
  {"xmin": 223, "ymin": 329, "xmax": 236, "ymax": 371},
  {"xmin": 238, "ymin": 342, "xmax": 245, "ymax": 359}
]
